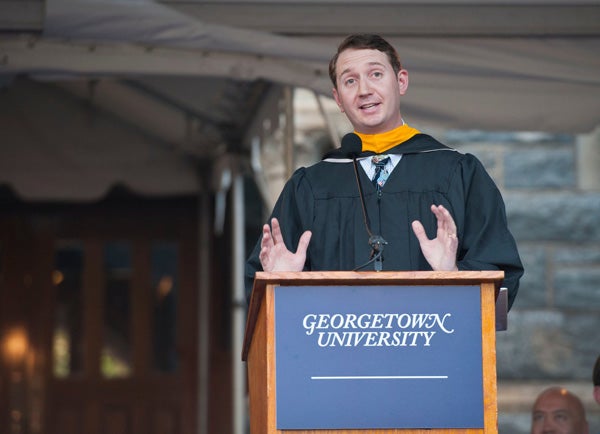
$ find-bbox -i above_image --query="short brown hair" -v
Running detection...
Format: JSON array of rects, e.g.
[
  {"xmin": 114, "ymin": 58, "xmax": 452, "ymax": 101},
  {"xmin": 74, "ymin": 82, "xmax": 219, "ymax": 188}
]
[
  {"xmin": 328, "ymin": 33, "xmax": 402, "ymax": 89},
  {"xmin": 594, "ymin": 355, "xmax": 600, "ymax": 386}
]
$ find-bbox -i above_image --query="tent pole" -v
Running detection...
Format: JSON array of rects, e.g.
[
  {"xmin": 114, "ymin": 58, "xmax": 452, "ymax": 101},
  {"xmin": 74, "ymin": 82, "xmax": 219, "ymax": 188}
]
[
  {"xmin": 314, "ymin": 91, "xmax": 341, "ymax": 149},
  {"xmin": 232, "ymin": 171, "xmax": 247, "ymax": 434},
  {"xmin": 197, "ymin": 177, "xmax": 211, "ymax": 434},
  {"xmin": 283, "ymin": 85, "xmax": 295, "ymax": 179}
]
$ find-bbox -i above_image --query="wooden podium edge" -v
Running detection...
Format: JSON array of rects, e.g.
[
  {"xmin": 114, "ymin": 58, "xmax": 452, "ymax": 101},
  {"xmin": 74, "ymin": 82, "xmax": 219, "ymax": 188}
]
[{"xmin": 481, "ymin": 281, "xmax": 500, "ymax": 433}]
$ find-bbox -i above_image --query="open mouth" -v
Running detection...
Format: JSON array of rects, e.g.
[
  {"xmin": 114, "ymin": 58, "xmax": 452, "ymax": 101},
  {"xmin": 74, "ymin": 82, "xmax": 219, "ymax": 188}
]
[{"xmin": 360, "ymin": 102, "xmax": 380, "ymax": 110}]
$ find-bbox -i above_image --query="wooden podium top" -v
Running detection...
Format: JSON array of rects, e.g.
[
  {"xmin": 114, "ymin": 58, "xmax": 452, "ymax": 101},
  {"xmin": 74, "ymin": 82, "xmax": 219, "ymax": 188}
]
[{"xmin": 242, "ymin": 270, "xmax": 504, "ymax": 361}]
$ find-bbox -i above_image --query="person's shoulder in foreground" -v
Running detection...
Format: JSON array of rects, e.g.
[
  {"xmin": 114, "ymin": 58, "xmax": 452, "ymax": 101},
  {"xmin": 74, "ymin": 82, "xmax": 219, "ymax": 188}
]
[{"xmin": 593, "ymin": 355, "xmax": 600, "ymax": 406}]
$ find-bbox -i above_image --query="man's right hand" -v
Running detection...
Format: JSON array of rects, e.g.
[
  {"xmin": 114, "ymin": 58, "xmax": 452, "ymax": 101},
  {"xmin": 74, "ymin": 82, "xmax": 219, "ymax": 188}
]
[{"xmin": 259, "ymin": 217, "xmax": 312, "ymax": 272}]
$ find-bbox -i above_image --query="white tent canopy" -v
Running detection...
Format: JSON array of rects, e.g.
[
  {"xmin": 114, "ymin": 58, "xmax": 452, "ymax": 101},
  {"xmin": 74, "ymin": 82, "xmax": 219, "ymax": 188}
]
[
  {"xmin": 2, "ymin": 0, "xmax": 600, "ymax": 132},
  {"xmin": 1, "ymin": 0, "xmax": 600, "ymax": 200}
]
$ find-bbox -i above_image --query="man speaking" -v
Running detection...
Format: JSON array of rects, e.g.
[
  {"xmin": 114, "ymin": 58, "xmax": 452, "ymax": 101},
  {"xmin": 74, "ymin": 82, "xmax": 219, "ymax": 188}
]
[{"xmin": 245, "ymin": 33, "xmax": 523, "ymax": 309}]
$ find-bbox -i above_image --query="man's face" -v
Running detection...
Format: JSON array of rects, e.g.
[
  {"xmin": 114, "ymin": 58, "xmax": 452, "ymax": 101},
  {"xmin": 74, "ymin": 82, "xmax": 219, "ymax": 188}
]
[
  {"xmin": 332, "ymin": 48, "xmax": 408, "ymax": 135},
  {"xmin": 531, "ymin": 390, "xmax": 589, "ymax": 434}
]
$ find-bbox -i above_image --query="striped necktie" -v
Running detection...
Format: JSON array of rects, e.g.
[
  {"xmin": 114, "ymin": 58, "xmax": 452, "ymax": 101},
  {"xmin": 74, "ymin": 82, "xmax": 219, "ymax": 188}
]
[{"xmin": 371, "ymin": 155, "xmax": 390, "ymax": 191}]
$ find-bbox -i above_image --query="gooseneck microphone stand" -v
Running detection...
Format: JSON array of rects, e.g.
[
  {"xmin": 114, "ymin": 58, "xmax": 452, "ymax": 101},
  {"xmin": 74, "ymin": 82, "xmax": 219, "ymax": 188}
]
[{"xmin": 350, "ymin": 157, "xmax": 388, "ymax": 271}]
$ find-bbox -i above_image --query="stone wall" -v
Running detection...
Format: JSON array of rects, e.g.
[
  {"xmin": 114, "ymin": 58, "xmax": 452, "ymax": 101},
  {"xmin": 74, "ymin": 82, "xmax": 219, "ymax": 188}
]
[{"xmin": 442, "ymin": 128, "xmax": 600, "ymax": 433}]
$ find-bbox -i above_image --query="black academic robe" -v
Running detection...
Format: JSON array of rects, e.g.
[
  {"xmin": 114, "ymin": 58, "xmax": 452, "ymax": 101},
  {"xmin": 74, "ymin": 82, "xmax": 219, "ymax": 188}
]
[{"xmin": 245, "ymin": 134, "xmax": 524, "ymax": 309}]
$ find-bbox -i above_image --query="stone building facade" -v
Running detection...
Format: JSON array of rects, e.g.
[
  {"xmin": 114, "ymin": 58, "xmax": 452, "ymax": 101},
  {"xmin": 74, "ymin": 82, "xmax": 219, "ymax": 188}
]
[{"xmin": 442, "ymin": 127, "xmax": 600, "ymax": 433}]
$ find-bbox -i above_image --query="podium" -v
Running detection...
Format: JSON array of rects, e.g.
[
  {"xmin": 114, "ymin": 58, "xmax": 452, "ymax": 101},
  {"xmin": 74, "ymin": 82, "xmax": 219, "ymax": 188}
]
[{"xmin": 242, "ymin": 270, "xmax": 504, "ymax": 434}]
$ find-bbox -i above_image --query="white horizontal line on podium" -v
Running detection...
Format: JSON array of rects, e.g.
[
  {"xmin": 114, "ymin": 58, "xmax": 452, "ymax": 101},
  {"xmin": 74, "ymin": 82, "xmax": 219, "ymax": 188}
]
[{"xmin": 310, "ymin": 375, "xmax": 448, "ymax": 380}]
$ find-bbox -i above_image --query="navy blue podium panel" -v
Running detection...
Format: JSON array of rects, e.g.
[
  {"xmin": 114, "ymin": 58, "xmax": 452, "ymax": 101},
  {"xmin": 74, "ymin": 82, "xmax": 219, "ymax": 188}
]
[{"xmin": 275, "ymin": 284, "xmax": 484, "ymax": 430}]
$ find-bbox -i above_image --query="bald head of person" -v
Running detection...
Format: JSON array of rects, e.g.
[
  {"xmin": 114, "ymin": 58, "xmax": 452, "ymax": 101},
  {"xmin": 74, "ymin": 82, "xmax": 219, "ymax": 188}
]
[{"xmin": 531, "ymin": 387, "xmax": 589, "ymax": 434}]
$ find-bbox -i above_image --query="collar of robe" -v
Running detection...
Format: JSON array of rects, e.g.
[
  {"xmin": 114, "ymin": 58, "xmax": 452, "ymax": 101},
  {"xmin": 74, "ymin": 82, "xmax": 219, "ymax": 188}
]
[
  {"xmin": 321, "ymin": 131, "xmax": 455, "ymax": 160},
  {"xmin": 356, "ymin": 123, "xmax": 421, "ymax": 154}
]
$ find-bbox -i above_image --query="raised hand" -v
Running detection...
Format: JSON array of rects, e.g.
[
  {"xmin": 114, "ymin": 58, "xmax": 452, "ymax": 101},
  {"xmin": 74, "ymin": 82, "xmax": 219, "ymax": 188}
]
[
  {"xmin": 259, "ymin": 217, "xmax": 312, "ymax": 272},
  {"xmin": 411, "ymin": 204, "xmax": 459, "ymax": 271}
]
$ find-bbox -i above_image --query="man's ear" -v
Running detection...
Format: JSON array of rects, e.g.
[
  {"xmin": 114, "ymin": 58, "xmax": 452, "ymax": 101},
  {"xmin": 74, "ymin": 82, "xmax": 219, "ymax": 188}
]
[
  {"xmin": 594, "ymin": 386, "xmax": 600, "ymax": 405},
  {"xmin": 397, "ymin": 69, "xmax": 409, "ymax": 95}
]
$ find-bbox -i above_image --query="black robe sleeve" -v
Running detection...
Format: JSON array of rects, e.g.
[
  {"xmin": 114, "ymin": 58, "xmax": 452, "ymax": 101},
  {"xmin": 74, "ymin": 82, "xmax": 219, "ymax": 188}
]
[{"xmin": 450, "ymin": 154, "xmax": 523, "ymax": 309}]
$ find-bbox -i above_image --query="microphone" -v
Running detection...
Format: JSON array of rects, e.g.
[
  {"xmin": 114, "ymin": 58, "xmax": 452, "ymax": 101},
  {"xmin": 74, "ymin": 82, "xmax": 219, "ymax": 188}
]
[
  {"xmin": 340, "ymin": 132, "xmax": 362, "ymax": 158},
  {"xmin": 343, "ymin": 133, "xmax": 388, "ymax": 271},
  {"xmin": 368, "ymin": 235, "xmax": 388, "ymax": 271}
]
